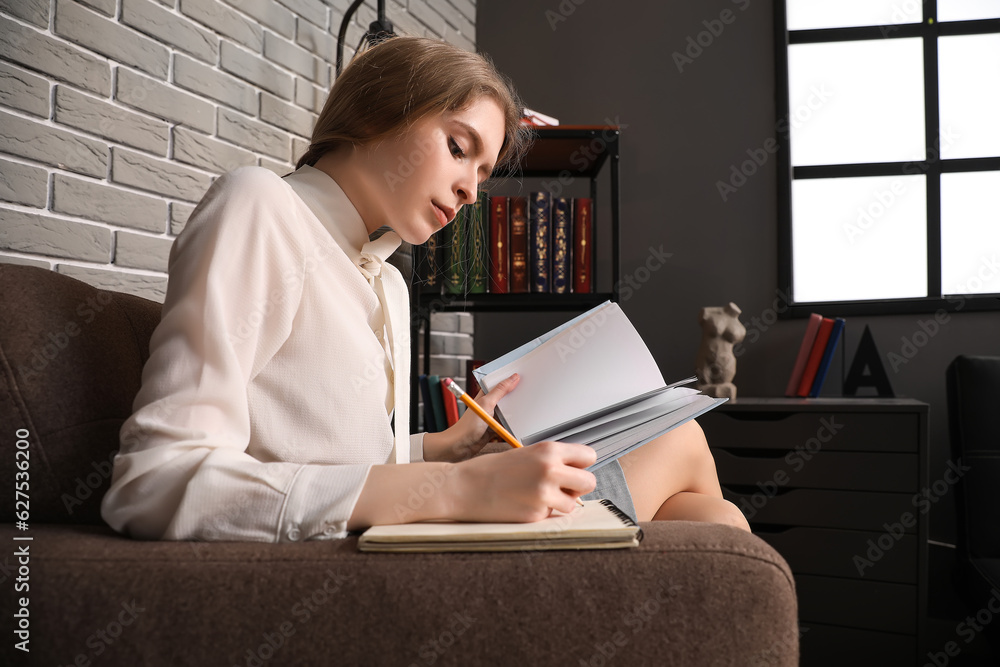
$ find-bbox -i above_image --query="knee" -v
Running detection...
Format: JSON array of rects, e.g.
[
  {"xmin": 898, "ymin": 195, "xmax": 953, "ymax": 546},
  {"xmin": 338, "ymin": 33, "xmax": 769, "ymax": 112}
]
[{"xmin": 717, "ymin": 499, "xmax": 752, "ymax": 532}]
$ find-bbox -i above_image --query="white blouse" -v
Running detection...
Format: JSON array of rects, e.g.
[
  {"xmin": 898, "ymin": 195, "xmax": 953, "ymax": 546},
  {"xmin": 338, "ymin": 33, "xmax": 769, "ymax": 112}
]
[{"xmin": 101, "ymin": 165, "xmax": 425, "ymax": 543}]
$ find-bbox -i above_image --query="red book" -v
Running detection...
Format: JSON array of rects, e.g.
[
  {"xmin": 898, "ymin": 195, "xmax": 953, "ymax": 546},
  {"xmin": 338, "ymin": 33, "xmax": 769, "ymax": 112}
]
[
  {"xmin": 466, "ymin": 359, "xmax": 485, "ymax": 397},
  {"xmin": 509, "ymin": 196, "xmax": 529, "ymax": 293},
  {"xmin": 797, "ymin": 317, "xmax": 834, "ymax": 397},
  {"xmin": 785, "ymin": 313, "xmax": 823, "ymax": 397},
  {"xmin": 442, "ymin": 381, "xmax": 460, "ymax": 426},
  {"xmin": 573, "ymin": 198, "xmax": 593, "ymax": 293},
  {"xmin": 489, "ymin": 196, "xmax": 509, "ymax": 293}
]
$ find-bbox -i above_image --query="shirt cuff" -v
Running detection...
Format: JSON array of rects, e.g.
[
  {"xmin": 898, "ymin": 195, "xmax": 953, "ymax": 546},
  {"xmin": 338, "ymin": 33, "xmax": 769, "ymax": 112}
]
[
  {"xmin": 409, "ymin": 432, "xmax": 425, "ymax": 463},
  {"xmin": 279, "ymin": 463, "xmax": 372, "ymax": 541}
]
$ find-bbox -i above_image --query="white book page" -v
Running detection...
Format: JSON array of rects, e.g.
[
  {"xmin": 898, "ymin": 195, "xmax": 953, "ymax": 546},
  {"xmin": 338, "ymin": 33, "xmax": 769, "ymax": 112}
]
[
  {"xmin": 541, "ymin": 388, "xmax": 702, "ymax": 445},
  {"xmin": 481, "ymin": 303, "xmax": 665, "ymax": 441},
  {"xmin": 590, "ymin": 396, "xmax": 725, "ymax": 466}
]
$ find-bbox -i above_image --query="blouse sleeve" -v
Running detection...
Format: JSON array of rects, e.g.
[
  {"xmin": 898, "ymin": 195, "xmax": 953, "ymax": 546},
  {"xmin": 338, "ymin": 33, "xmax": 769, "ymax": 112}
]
[{"xmin": 101, "ymin": 168, "xmax": 374, "ymax": 543}]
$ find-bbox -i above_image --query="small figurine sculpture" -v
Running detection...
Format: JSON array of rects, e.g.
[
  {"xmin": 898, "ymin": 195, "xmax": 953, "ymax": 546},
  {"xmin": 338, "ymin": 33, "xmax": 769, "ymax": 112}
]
[{"xmin": 695, "ymin": 302, "xmax": 746, "ymax": 400}]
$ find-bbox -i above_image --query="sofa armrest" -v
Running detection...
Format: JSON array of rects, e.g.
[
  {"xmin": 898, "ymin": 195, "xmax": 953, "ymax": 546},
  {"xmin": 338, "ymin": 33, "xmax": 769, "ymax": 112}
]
[{"xmin": 3, "ymin": 522, "xmax": 797, "ymax": 666}]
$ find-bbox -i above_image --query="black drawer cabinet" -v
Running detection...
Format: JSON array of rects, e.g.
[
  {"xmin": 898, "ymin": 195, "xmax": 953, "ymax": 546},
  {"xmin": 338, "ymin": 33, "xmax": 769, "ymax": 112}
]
[{"xmin": 699, "ymin": 398, "xmax": 929, "ymax": 667}]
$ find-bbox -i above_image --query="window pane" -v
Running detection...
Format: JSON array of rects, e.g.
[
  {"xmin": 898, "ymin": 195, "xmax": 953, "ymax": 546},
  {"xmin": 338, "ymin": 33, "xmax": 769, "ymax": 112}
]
[
  {"xmin": 792, "ymin": 175, "xmax": 927, "ymax": 302},
  {"xmin": 941, "ymin": 171, "xmax": 1000, "ymax": 296},
  {"xmin": 938, "ymin": 0, "xmax": 1000, "ymax": 22},
  {"xmin": 789, "ymin": 39, "xmax": 925, "ymax": 166},
  {"xmin": 787, "ymin": 0, "xmax": 921, "ymax": 30},
  {"xmin": 938, "ymin": 34, "xmax": 1000, "ymax": 160}
]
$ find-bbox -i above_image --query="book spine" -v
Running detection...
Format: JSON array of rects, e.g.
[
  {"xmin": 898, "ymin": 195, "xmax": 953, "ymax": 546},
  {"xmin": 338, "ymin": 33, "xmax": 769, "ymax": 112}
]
[
  {"xmin": 423, "ymin": 234, "xmax": 439, "ymax": 290},
  {"xmin": 445, "ymin": 204, "xmax": 466, "ymax": 294},
  {"xmin": 808, "ymin": 318, "xmax": 846, "ymax": 398},
  {"xmin": 442, "ymin": 382, "xmax": 460, "ymax": 426},
  {"xmin": 467, "ymin": 191, "xmax": 488, "ymax": 294},
  {"xmin": 466, "ymin": 359, "xmax": 486, "ymax": 397},
  {"xmin": 552, "ymin": 197, "xmax": 572, "ymax": 294},
  {"xmin": 797, "ymin": 318, "xmax": 834, "ymax": 397},
  {"xmin": 529, "ymin": 191, "xmax": 551, "ymax": 293},
  {"xmin": 509, "ymin": 196, "xmax": 529, "ymax": 293},
  {"xmin": 418, "ymin": 374, "xmax": 437, "ymax": 432},
  {"xmin": 785, "ymin": 313, "xmax": 823, "ymax": 397},
  {"xmin": 573, "ymin": 198, "xmax": 593, "ymax": 293},
  {"xmin": 489, "ymin": 196, "xmax": 510, "ymax": 293},
  {"xmin": 427, "ymin": 375, "xmax": 447, "ymax": 432}
]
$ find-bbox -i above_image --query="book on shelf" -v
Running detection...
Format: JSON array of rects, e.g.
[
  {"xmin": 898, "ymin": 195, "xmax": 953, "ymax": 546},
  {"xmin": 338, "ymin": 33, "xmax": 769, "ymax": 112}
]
[
  {"xmin": 529, "ymin": 191, "xmax": 551, "ymax": 293},
  {"xmin": 785, "ymin": 313, "xmax": 822, "ymax": 397},
  {"xmin": 358, "ymin": 498, "xmax": 640, "ymax": 553},
  {"xmin": 520, "ymin": 107, "xmax": 559, "ymax": 127},
  {"xmin": 473, "ymin": 301, "xmax": 726, "ymax": 471},
  {"xmin": 509, "ymin": 196, "xmax": 529, "ymax": 293},
  {"xmin": 808, "ymin": 317, "xmax": 845, "ymax": 398},
  {"xmin": 796, "ymin": 317, "xmax": 835, "ymax": 397},
  {"xmin": 419, "ymin": 192, "xmax": 595, "ymax": 296},
  {"xmin": 489, "ymin": 196, "xmax": 509, "ymax": 293},
  {"xmin": 416, "ymin": 234, "xmax": 440, "ymax": 291},
  {"xmin": 427, "ymin": 375, "xmax": 448, "ymax": 433},
  {"xmin": 466, "ymin": 191, "xmax": 488, "ymax": 294},
  {"xmin": 466, "ymin": 359, "xmax": 486, "ymax": 397},
  {"xmin": 442, "ymin": 380, "xmax": 460, "ymax": 427},
  {"xmin": 573, "ymin": 198, "xmax": 593, "ymax": 294},
  {"xmin": 552, "ymin": 197, "xmax": 572, "ymax": 294},
  {"xmin": 444, "ymin": 202, "xmax": 464, "ymax": 295},
  {"xmin": 418, "ymin": 374, "xmax": 437, "ymax": 432}
]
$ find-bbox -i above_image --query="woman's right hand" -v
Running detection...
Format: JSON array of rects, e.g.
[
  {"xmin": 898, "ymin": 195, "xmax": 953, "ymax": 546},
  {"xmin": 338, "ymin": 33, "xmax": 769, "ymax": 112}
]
[{"xmin": 449, "ymin": 440, "xmax": 597, "ymax": 522}]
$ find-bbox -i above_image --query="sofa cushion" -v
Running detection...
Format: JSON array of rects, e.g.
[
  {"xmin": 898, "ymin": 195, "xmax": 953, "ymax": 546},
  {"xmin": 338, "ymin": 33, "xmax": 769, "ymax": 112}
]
[
  {"xmin": 0, "ymin": 264, "xmax": 161, "ymax": 525},
  {"xmin": 1, "ymin": 521, "xmax": 798, "ymax": 666}
]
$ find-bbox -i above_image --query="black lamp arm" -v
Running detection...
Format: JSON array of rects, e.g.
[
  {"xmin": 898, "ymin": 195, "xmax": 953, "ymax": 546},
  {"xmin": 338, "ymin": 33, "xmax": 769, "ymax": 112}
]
[{"xmin": 335, "ymin": 0, "xmax": 395, "ymax": 77}]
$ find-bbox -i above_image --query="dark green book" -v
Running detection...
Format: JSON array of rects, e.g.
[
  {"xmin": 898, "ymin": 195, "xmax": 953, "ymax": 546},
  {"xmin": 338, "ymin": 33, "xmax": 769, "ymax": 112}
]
[
  {"xmin": 417, "ymin": 233, "xmax": 440, "ymax": 293},
  {"xmin": 445, "ymin": 204, "xmax": 466, "ymax": 295},
  {"xmin": 427, "ymin": 375, "xmax": 448, "ymax": 433},
  {"xmin": 467, "ymin": 191, "xmax": 489, "ymax": 293}
]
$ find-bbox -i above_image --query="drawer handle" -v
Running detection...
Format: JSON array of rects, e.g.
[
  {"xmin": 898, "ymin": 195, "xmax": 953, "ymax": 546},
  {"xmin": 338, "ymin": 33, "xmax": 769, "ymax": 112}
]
[
  {"xmin": 715, "ymin": 448, "xmax": 789, "ymax": 459},
  {"xmin": 721, "ymin": 412, "xmax": 793, "ymax": 422},
  {"xmin": 724, "ymin": 484, "xmax": 796, "ymax": 498}
]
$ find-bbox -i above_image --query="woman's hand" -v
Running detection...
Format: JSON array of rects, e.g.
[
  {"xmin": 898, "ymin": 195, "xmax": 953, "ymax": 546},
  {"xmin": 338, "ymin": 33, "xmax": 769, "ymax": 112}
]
[
  {"xmin": 347, "ymin": 439, "xmax": 597, "ymax": 529},
  {"xmin": 422, "ymin": 373, "xmax": 521, "ymax": 463},
  {"xmin": 450, "ymin": 440, "xmax": 597, "ymax": 521}
]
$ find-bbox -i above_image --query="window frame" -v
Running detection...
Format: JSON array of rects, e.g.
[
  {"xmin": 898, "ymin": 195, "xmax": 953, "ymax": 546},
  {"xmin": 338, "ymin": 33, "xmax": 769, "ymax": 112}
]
[{"xmin": 775, "ymin": 0, "xmax": 1000, "ymax": 317}]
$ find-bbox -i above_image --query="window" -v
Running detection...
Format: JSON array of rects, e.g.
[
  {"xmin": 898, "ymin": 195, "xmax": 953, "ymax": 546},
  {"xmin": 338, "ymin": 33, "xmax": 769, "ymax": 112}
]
[{"xmin": 776, "ymin": 1, "xmax": 1000, "ymax": 315}]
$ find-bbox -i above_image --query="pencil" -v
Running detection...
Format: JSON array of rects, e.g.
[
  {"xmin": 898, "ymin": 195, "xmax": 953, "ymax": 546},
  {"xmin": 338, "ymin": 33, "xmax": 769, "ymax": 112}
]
[
  {"xmin": 442, "ymin": 377, "xmax": 520, "ymax": 448},
  {"xmin": 441, "ymin": 377, "xmax": 585, "ymax": 507}
]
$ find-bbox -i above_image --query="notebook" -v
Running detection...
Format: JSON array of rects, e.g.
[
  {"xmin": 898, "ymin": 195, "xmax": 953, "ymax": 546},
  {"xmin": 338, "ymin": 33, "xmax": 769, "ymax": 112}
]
[{"xmin": 357, "ymin": 499, "xmax": 642, "ymax": 553}]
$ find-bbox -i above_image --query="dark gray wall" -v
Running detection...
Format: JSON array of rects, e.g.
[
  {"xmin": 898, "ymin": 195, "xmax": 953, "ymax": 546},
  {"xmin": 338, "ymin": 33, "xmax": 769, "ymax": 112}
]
[{"xmin": 475, "ymin": 0, "xmax": 1000, "ymax": 552}]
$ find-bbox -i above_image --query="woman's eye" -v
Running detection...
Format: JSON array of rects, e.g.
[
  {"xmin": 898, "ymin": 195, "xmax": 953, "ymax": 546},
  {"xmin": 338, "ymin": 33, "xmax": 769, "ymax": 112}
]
[{"xmin": 449, "ymin": 137, "xmax": 466, "ymax": 159}]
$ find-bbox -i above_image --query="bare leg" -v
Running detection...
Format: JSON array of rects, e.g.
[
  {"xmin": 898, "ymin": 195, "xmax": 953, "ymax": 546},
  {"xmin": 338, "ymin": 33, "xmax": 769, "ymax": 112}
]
[{"xmin": 618, "ymin": 420, "xmax": 750, "ymax": 531}]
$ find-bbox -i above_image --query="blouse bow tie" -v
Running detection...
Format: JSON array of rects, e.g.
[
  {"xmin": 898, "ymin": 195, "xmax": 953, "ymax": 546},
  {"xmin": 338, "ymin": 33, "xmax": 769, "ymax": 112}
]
[
  {"xmin": 357, "ymin": 231, "xmax": 401, "ymax": 281},
  {"xmin": 356, "ymin": 231, "xmax": 410, "ymax": 465}
]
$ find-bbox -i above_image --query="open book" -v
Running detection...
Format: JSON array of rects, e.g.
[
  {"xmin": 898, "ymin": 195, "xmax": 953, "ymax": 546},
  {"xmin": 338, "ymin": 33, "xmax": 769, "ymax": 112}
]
[
  {"xmin": 358, "ymin": 499, "xmax": 640, "ymax": 553},
  {"xmin": 473, "ymin": 301, "xmax": 727, "ymax": 471}
]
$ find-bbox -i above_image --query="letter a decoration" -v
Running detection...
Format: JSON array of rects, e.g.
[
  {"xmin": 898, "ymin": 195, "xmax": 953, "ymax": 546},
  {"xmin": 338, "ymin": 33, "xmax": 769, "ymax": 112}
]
[{"xmin": 843, "ymin": 325, "xmax": 894, "ymax": 397}]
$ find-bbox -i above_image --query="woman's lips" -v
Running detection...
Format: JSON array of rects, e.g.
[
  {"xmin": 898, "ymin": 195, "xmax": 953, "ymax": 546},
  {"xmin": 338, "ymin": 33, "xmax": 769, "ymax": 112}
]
[{"xmin": 433, "ymin": 202, "xmax": 455, "ymax": 227}]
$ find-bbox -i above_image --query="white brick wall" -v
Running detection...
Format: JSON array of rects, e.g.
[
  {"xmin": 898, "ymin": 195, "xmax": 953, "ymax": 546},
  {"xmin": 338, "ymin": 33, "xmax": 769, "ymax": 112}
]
[{"xmin": 0, "ymin": 0, "xmax": 478, "ymax": 301}]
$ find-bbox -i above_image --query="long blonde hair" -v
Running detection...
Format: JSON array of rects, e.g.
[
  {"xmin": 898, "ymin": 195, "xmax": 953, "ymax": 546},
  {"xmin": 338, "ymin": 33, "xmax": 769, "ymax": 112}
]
[{"xmin": 296, "ymin": 36, "xmax": 531, "ymax": 175}]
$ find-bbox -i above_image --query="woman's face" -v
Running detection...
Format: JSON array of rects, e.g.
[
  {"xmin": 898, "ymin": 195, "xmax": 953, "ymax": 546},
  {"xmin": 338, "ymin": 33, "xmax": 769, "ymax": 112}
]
[{"xmin": 361, "ymin": 96, "xmax": 506, "ymax": 245}]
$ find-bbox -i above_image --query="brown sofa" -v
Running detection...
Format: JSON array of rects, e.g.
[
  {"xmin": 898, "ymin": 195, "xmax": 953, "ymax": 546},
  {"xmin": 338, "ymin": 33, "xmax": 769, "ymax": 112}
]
[{"xmin": 0, "ymin": 263, "xmax": 798, "ymax": 666}]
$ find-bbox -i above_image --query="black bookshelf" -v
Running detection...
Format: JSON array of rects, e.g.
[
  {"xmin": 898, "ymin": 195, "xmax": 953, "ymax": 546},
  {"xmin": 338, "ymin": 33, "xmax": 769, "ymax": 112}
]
[{"xmin": 409, "ymin": 126, "xmax": 623, "ymax": 431}]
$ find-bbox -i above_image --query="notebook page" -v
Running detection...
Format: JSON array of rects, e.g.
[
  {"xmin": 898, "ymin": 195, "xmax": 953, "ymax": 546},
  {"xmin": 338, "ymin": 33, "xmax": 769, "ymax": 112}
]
[{"xmin": 359, "ymin": 499, "xmax": 635, "ymax": 543}]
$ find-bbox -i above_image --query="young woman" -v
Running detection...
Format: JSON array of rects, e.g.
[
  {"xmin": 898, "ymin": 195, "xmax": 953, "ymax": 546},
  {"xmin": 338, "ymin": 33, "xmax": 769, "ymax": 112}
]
[{"xmin": 101, "ymin": 36, "xmax": 748, "ymax": 542}]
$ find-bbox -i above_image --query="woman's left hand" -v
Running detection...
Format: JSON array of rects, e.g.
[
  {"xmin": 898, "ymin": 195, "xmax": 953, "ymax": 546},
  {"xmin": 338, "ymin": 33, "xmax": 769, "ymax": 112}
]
[{"xmin": 421, "ymin": 373, "xmax": 520, "ymax": 463}]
